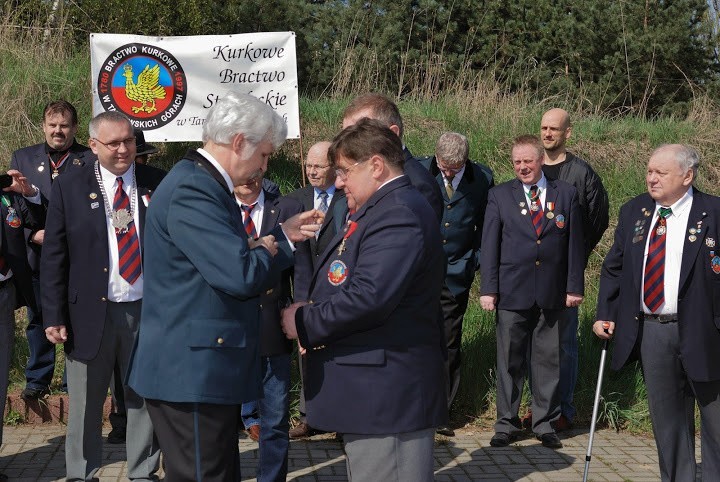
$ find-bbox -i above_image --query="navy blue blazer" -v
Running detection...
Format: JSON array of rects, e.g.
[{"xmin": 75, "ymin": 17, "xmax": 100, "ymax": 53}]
[
  {"xmin": 257, "ymin": 190, "xmax": 305, "ymax": 356},
  {"xmin": 404, "ymin": 147, "xmax": 444, "ymax": 222},
  {"xmin": 1, "ymin": 193, "xmax": 39, "ymax": 311},
  {"xmin": 127, "ymin": 150, "xmax": 294, "ymax": 404},
  {"xmin": 40, "ymin": 161, "xmax": 166, "ymax": 361},
  {"xmin": 11, "ymin": 141, "xmax": 94, "ymax": 273},
  {"xmin": 287, "ymin": 185, "xmax": 348, "ymax": 301},
  {"xmin": 294, "ymin": 176, "xmax": 448, "ymax": 434},
  {"xmin": 480, "ymin": 178, "xmax": 585, "ymax": 310},
  {"xmin": 420, "ymin": 156, "xmax": 494, "ymax": 295},
  {"xmin": 597, "ymin": 189, "xmax": 720, "ymax": 382}
]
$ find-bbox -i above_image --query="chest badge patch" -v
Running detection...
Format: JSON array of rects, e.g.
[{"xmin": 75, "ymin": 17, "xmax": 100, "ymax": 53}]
[
  {"xmin": 5, "ymin": 207, "xmax": 21, "ymax": 228},
  {"xmin": 555, "ymin": 214, "xmax": 566, "ymax": 229},
  {"xmin": 711, "ymin": 254, "xmax": 720, "ymax": 274},
  {"xmin": 328, "ymin": 260, "xmax": 349, "ymax": 286}
]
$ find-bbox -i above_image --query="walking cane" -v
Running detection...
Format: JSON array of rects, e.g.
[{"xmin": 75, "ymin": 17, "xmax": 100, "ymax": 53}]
[{"xmin": 582, "ymin": 322, "xmax": 611, "ymax": 482}]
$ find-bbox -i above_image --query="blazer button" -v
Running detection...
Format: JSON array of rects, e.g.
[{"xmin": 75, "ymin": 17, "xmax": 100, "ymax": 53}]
[
  {"xmin": 444, "ymin": 222, "xmax": 450, "ymax": 228},
  {"xmin": 535, "ymin": 260, "xmax": 540, "ymax": 266},
  {"xmin": 103, "ymin": 267, "xmax": 108, "ymax": 273},
  {"xmin": 443, "ymin": 239, "xmax": 448, "ymax": 244},
  {"xmin": 101, "ymin": 297, "xmax": 107, "ymax": 301},
  {"xmin": 447, "ymin": 205, "xmax": 452, "ymax": 209},
  {"xmin": 259, "ymin": 304, "xmax": 263, "ymax": 309},
  {"xmin": 266, "ymin": 288, "xmax": 273, "ymax": 295},
  {"xmin": 536, "ymin": 240, "xmax": 541, "ymax": 245},
  {"xmin": 217, "ymin": 337, "xmax": 224, "ymax": 344}
]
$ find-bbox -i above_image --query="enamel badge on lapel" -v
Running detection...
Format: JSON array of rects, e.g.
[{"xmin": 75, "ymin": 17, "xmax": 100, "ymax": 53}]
[
  {"xmin": 89, "ymin": 193, "xmax": 97, "ymax": 200},
  {"xmin": 38, "ymin": 164, "xmax": 44, "ymax": 172},
  {"xmin": 5, "ymin": 207, "xmax": 21, "ymax": 228},
  {"xmin": 73, "ymin": 158, "xmax": 81, "ymax": 165},
  {"xmin": 546, "ymin": 212, "xmax": 555, "ymax": 219},
  {"xmin": 707, "ymin": 237, "xmax": 716, "ymax": 248},
  {"xmin": 711, "ymin": 251, "xmax": 720, "ymax": 274},
  {"xmin": 90, "ymin": 202, "xmax": 99, "ymax": 209},
  {"xmin": 689, "ymin": 235, "xmax": 697, "ymax": 242},
  {"xmin": 328, "ymin": 260, "xmax": 349, "ymax": 286},
  {"xmin": 642, "ymin": 207, "xmax": 650, "ymax": 217},
  {"xmin": 142, "ymin": 194, "xmax": 151, "ymax": 207},
  {"xmin": 555, "ymin": 214, "xmax": 565, "ymax": 229},
  {"xmin": 521, "ymin": 209, "xmax": 527, "ymax": 215}
]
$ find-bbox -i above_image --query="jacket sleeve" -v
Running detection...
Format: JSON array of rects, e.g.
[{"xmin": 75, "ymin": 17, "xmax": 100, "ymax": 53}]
[
  {"xmin": 596, "ymin": 203, "xmax": 630, "ymax": 322},
  {"xmin": 39, "ymin": 180, "xmax": 70, "ymax": 328},
  {"xmin": 479, "ymin": 188, "xmax": 501, "ymax": 295},
  {"xmin": 583, "ymin": 168, "xmax": 610, "ymax": 259}
]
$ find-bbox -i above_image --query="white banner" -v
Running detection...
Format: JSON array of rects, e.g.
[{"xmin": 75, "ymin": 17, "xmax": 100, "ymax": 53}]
[{"xmin": 90, "ymin": 32, "xmax": 300, "ymax": 141}]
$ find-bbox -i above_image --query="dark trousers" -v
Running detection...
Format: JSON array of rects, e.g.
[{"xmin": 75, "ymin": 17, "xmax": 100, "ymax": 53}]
[
  {"xmin": 494, "ymin": 306, "xmax": 563, "ymax": 436},
  {"xmin": 640, "ymin": 320, "xmax": 720, "ymax": 482},
  {"xmin": 146, "ymin": 399, "xmax": 241, "ymax": 482},
  {"xmin": 440, "ymin": 286, "xmax": 469, "ymax": 409},
  {"xmin": 24, "ymin": 276, "xmax": 56, "ymax": 390}
]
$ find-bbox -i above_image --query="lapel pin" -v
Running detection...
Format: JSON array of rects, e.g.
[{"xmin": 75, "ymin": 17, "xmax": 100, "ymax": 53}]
[
  {"xmin": 38, "ymin": 165, "xmax": 44, "ymax": 172},
  {"xmin": 73, "ymin": 158, "xmax": 81, "ymax": 165},
  {"xmin": 546, "ymin": 212, "xmax": 555, "ymax": 219},
  {"xmin": 90, "ymin": 201, "xmax": 99, "ymax": 209},
  {"xmin": 689, "ymin": 234, "xmax": 697, "ymax": 242},
  {"xmin": 519, "ymin": 202, "xmax": 526, "ymax": 208},
  {"xmin": 89, "ymin": 193, "xmax": 97, "ymax": 199},
  {"xmin": 521, "ymin": 209, "xmax": 527, "ymax": 215},
  {"xmin": 707, "ymin": 238, "xmax": 716, "ymax": 248}
]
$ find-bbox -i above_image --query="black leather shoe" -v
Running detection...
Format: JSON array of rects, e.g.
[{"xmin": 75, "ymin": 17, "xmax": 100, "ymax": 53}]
[
  {"xmin": 436, "ymin": 426, "xmax": 455, "ymax": 436},
  {"xmin": 20, "ymin": 386, "xmax": 50, "ymax": 401},
  {"xmin": 538, "ymin": 432, "xmax": 563, "ymax": 449},
  {"xmin": 490, "ymin": 432, "xmax": 516, "ymax": 447}
]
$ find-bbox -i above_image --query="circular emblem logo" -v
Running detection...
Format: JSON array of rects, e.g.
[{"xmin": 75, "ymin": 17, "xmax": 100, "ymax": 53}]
[
  {"xmin": 555, "ymin": 214, "xmax": 566, "ymax": 229},
  {"xmin": 328, "ymin": 260, "xmax": 349, "ymax": 286},
  {"xmin": 6, "ymin": 207, "xmax": 21, "ymax": 228},
  {"xmin": 97, "ymin": 43, "xmax": 187, "ymax": 130},
  {"xmin": 712, "ymin": 256, "xmax": 720, "ymax": 275}
]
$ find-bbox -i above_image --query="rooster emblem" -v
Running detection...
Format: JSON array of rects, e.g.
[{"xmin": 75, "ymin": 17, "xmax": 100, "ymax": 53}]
[{"xmin": 122, "ymin": 63, "xmax": 166, "ymax": 114}]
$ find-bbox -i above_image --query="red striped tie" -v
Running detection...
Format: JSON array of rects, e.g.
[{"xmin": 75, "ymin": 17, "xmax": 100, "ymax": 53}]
[
  {"xmin": 643, "ymin": 207, "xmax": 672, "ymax": 313},
  {"xmin": 241, "ymin": 204, "xmax": 258, "ymax": 239},
  {"xmin": 529, "ymin": 185, "xmax": 543, "ymax": 236},
  {"xmin": 113, "ymin": 177, "xmax": 141, "ymax": 284}
]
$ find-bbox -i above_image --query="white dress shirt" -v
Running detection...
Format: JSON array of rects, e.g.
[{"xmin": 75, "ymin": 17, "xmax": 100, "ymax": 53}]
[
  {"xmin": 641, "ymin": 187, "xmax": 693, "ymax": 315},
  {"xmin": 99, "ymin": 163, "xmax": 143, "ymax": 302},
  {"xmin": 236, "ymin": 190, "xmax": 265, "ymax": 236}
]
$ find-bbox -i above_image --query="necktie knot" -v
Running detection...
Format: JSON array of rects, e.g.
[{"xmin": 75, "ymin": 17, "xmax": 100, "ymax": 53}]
[
  {"xmin": 241, "ymin": 204, "xmax": 254, "ymax": 215},
  {"xmin": 658, "ymin": 207, "xmax": 672, "ymax": 219},
  {"xmin": 318, "ymin": 191, "xmax": 329, "ymax": 214}
]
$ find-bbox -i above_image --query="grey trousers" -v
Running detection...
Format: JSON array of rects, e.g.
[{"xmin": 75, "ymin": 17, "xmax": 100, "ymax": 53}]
[
  {"xmin": 495, "ymin": 307, "xmax": 563, "ymax": 436},
  {"xmin": 640, "ymin": 320, "xmax": 720, "ymax": 482},
  {"xmin": 0, "ymin": 281, "xmax": 16, "ymax": 447},
  {"xmin": 342, "ymin": 428, "xmax": 435, "ymax": 482},
  {"xmin": 65, "ymin": 300, "xmax": 160, "ymax": 481}
]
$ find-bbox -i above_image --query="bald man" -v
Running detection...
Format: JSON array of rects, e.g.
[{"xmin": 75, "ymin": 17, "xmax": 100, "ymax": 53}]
[
  {"xmin": 288, "ymin": 142, "xmax": 348, "ymax": 438},
  {"xmin": 530, "ymin": 108, "xmax": 609, "ymax": 431}
]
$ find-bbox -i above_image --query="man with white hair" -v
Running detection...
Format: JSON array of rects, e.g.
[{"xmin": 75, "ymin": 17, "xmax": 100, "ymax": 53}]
[
  {"xmin": 595, "ymin": 144, "xmax": 720, "ymax": 481},
  {"xmin": 126, "ymin": 92, "xmax": 322, "ymax": 481}
]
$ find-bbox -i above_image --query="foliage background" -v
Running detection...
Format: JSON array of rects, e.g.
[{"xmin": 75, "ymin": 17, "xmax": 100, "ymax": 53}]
[{"xmin": 2, "ymin": 1, "xmax": 720, "ymax": 431}]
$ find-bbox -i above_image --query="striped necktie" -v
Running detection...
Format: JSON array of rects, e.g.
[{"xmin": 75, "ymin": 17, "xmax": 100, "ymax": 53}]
[
  {"xmin": 241, "ymin": 204, "xmax": 258, "ymax": 239},
  {"xmin": 113, "ymin": 177, "xmax": 141, "ymax": 284},
  {"xmin": 445, "ymin": 176, "xmax": 455, "ymax": 199},
  {"xmin": 643, "ymin": 207, "xmax": 672, "ymax": 313},
  {"xmin": 318, "ymin": 191, "xmax": 329, "ymax": 214},
  {"xmin": 529, "ymin": 185, "xmax": 543, "ymax": 236}
]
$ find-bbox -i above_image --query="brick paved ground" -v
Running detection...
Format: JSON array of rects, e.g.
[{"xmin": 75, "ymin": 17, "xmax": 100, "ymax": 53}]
[{"xmin": 0, "ymin": 425, "xmax": 703, "ymax": 481}]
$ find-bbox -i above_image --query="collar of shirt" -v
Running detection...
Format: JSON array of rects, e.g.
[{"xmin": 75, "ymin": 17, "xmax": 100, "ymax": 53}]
[
  {"xmin": 314, "ymin": 185, "xmax": 336, "ymax": 199},
  {"xmin": 98, "ymin": 162, "xmax": 135, "ymax": 196},
  {"xmin": 654, "ymin": 186, "xmax": 693, "ymax": 218},
  {"xmin": 378, "ymin": 174, "xmax": 405, "ymax": 191},
  {"xmin": 197, "ymin": 148, "xmax": 234, "ymax": 193},
  {"xmin": 522, "ymin": 173, "xmax": 547, "ymax": 195},
  {"xmin": 443, "ymin": 164, "xmax": 466, "ymax": 191},
  {"xmin": 236, "ymin": 190, "xmax": 265, "ymax": 235}
]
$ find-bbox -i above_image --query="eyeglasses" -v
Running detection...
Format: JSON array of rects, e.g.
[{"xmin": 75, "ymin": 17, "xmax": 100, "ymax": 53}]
[
  {"xmin": 93, "ymin": 137, "xmax": 136, "ymax": 151},
  {"xmin": 306, "ymin": 164, "xmax": 331, "ymax": 171},
  {"xmin": 334, "ymin": 161, "xmax": 365, "ymax": 180}
]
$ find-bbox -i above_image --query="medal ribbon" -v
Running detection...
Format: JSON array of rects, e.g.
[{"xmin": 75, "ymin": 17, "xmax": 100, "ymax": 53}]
[
  {"xmin": 49, "ymin": 151, "xmax": 70, "ymax": 174},
  {"xmin": 643, "ymin": 207, "xmax": 672, "ymax": 313},
  {"xmin": 113, "ymin": 177, "xmax": 141, "ymax": 284}
]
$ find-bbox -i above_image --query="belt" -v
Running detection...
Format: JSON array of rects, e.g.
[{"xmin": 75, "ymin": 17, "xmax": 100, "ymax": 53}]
[{"xmin": 642, "ymin": 313, "xmax": 678, "ymax": 323}]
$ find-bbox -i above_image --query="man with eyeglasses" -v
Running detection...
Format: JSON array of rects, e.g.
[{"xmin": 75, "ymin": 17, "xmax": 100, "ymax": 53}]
[
  {"xmin": 9, "ymin": 100, "xmax": 94, "ymax": 403},
  {"xmin": 281, "ymin": 119, "xmax": 447, "ymax": 482},
  {"xmin": 419, "ymin": 133, "xmax": 493, "ymax": 435},
  {"xmin": 287, "ymin": 141, "xmax": 348, "ymax": 438},
  {"xmin": 40, "ymin": 111, "xmax": 164, "ymax": 481}
]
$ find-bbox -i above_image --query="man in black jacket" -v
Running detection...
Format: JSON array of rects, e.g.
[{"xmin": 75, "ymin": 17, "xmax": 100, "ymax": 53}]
[{"xmin": 537, "ymin": 108, "xmax": 609, "ymax": 430}]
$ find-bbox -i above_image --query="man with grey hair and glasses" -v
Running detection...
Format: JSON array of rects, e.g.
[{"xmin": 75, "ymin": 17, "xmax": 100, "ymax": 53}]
[
  {"xmin": 595, "ymin": 144, "xmax": 720, "ymax": 481},
  {"xmin": 420, "ymin": 132, "xmax": 493, "ymax": 436},
  {"xmin": 127, "ymin": 92, "xmax": 323, "ymax": 481},
  {"xmin": 41, "ymin": 111, "xmax": 165, "ymax": 481}
]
